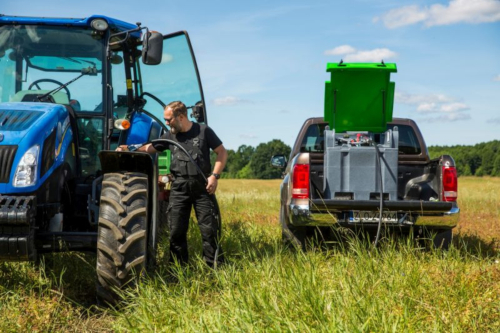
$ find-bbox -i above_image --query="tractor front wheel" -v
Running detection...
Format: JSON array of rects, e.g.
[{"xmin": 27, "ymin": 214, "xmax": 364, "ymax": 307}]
[{"xmin": 96, "ymin": 172, "xmax": 149, "ymax": 304}]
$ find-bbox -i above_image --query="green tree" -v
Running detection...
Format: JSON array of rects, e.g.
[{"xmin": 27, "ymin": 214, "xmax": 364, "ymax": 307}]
[
  {"xmin": 249, "ymin": 139, "xmax": 291, "ymax": 179},
  {"xmin": 228, "ymin": 145, "xmax": 255, "ymax": 178}
]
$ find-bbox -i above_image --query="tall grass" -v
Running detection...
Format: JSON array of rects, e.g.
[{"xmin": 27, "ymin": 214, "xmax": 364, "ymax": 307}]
[{"xmin": 0, "ymin": 177, "xmax": 499, "ymax": 331}]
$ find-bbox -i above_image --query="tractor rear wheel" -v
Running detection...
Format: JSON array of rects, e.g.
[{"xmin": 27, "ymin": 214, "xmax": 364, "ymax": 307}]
[{"xmin": 96, "ymin": 172, "xmax": 149, "ymax": 304}]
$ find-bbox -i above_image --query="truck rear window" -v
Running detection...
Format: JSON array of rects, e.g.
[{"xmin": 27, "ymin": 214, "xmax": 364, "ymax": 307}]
[
  {"xmin": 387, "ymin": 124, "xmax": 421, "ymax": 155},
  {"xmin": 300, "ymin": 123, "xmax": 421, "ymax": 155},
  {"xmin": 300, "ymin": 123, "xmax": 327, "ymax": 153}
]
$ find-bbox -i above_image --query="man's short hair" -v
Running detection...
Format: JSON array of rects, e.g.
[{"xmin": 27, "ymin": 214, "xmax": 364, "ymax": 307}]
[{"xmin": 166, "ymin": 101, "xmax": 187, "ymax": 118}]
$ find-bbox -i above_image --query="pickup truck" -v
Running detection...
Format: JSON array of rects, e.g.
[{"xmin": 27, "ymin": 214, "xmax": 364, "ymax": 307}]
[{"xmin": 272, "ymin": 116, "xmax": 460, "ymax": 249}]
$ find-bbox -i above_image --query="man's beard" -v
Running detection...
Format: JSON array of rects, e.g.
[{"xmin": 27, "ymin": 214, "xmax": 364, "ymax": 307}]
[{"xmin": 170, "ymin": 122, "xmax": 182, "ymax": 134}]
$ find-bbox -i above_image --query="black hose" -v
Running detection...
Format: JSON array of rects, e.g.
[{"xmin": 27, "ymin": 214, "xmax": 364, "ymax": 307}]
[{"xmin": 373, "ymin": 143, "xmax": 384, "ymax": 248}]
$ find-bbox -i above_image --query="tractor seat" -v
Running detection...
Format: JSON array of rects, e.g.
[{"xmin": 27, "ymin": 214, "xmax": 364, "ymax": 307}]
[{"xmin": 11, "ymin": 90, "xmax": 70, "ymax": 105}]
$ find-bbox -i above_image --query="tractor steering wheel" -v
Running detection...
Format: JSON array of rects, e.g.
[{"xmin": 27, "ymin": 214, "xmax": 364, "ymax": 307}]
[{"xmin": 28, "ymin": 79, "xmax": 71, "ymax": 100}]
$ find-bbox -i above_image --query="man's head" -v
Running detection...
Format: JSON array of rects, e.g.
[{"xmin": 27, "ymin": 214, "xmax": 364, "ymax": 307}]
[{"xmin": 164, "ymin": 101, "xmax": 189, "ymax": 134}]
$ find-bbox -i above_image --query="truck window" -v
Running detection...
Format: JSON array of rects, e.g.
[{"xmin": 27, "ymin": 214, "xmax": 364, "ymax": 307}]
[
  {"xmin": 300, "ymin": 123, "xmax": 326, "ymax": 153},
  {"xmin": 388, "ymin": 124, "xmax": 421, "ymax": 155}
]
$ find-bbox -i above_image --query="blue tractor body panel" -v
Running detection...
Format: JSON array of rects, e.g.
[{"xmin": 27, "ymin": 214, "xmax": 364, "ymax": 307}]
[
  {"xmin": 0, "ymin": 14, "xmax": 139, "ymax": 35},
  {"xmin": 0, "ymin": 103, "xmax": 74, "ymax": 194}
]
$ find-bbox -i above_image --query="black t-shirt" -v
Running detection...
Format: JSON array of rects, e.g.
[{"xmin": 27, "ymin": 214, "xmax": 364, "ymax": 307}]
[{"xmin": 156, "ymin": 122, "xmax": 222, "ymax": 173}]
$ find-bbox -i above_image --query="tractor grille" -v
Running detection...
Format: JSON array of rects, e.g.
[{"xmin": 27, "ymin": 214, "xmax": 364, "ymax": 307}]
[{"xmin": 0, "ymin": 145, "xmax": 18, "ymax": 183}]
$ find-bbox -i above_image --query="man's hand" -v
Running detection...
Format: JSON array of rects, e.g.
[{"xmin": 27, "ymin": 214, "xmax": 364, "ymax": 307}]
[
  {"xmin": 116, "ymin": 145, "xmax": 129, "ymax": 152},
  {"xmin": 206, "ymin": 175, "xmax": 218, "ymax": 195}
]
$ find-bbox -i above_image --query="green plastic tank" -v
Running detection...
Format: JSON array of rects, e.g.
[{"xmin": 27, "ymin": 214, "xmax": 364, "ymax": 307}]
[{"xmin": 324, "ymin": 62, "xmax": 397, "ymax": 133}]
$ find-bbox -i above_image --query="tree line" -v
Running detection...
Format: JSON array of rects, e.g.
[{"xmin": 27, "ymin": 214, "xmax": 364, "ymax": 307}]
[
  {"xmin": 428, "ymin": 140, "xmax": 500, "ymax": 177},
  {"xmin": 211, "ymin": 139, "xmax": 291, "ymax": 179},
  {"xmin": 212, "ymin": 140, "xmax": 500, "ymax": 179}
]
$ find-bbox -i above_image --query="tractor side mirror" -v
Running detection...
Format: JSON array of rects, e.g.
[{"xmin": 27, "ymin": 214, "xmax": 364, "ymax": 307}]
[
  {"xmin": 142, "ymin": 31, "xmax": 163, "ymax": 65},
  {"xmin": 190, "ymin": 101, "xmax": 205, "ymax": 123}
]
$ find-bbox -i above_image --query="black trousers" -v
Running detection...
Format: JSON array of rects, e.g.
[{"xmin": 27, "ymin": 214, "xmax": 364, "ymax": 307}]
[{"xmin": 167, "ymin": 178, "xmax": 223, "ymax": 266}]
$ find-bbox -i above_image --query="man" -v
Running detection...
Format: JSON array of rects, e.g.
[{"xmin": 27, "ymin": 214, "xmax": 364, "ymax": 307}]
[{"xmin": 117, "ymin": 101, "xmax": 227, "ymax": 267}]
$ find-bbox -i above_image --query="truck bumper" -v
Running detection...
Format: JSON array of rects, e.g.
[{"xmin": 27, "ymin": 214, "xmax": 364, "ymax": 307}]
[{"xmin": 287, "ymin": 199, "xmax": 459, "ymax": 229}]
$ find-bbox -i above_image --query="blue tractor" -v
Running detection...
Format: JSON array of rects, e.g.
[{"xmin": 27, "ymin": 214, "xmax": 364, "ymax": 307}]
[{"xmin": 0, "ymin": 14, "xmax": 208, "ymax": 302}]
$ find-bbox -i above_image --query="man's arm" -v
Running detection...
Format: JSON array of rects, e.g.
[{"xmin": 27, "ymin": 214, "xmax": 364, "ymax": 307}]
[
  {"xmin": 206, "ymin": 144, "xmax": 227, "ymax": 195},
  {"xmin": 116, "ymin": 143, "xmax": 158, "ymax": 153}
]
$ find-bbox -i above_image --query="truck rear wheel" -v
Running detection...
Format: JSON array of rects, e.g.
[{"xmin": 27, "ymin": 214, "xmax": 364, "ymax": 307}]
[
  {"xmin": 96, "ymin": 172, "xmax": 149, "ymax": 304},
  {"xmin": 432, "ymin": 229, "xmax": 453, "ymax": 250}
]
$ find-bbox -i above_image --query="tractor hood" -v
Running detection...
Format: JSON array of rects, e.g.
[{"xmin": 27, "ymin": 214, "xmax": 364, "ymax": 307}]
[
  {"xmin": 0, "ymin": 102, "xmax": 71, "ymax": 191},
  {"xmin": 324, "ymin": 63, "xmax": 397, "ymax": 133},
  {"xmin": 0, "ymin": 102, "xmax": 63, "ymax": 145}
]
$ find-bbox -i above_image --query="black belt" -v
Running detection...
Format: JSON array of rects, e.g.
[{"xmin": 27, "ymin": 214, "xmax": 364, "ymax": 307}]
[{"xmin": 173, "ymin": 174, "xmax": 208, "ymax": 182}]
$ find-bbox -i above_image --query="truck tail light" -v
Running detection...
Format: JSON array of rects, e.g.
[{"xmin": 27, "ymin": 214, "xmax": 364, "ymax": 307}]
[
  {"xmin": 292, "ymin": 164, "xmax": 310, "ymax": 199},
  {"xmin": 442, "ymin": 166, "xmax": 457, "ymax": 202}
]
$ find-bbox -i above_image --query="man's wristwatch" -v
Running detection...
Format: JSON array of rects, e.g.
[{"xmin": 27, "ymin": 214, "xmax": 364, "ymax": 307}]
[{"xmin": 211, "ymin": 173, "xmax": 221, "ymax": 180}]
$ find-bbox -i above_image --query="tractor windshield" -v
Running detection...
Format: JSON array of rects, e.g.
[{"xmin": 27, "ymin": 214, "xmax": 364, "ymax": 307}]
[{"xmin": 0, "ymin": 25, "xmax": 104, "ymax": 112}]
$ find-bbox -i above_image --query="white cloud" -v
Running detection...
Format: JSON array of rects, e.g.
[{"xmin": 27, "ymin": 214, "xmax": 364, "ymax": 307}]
[
  {"xmin": 377, "ymin": 0, "xmax": 500, "ymax": 29},
  {"xmin": 161, "ymin": 53, "xmax": 174, "ymax": 63},
  {"xmin": 375, "ymin": 5, "xmax": 428, "ymax": 29},
  {"xmin": 324, "ymin": 45, "xmax": 356, "ymax": 56},
  {"xmin": 419, "ymin": 113, "xmax": 471, "ymax": 123},
  {"xmin": 396, "ymin": 91, "xmax": 454, "ymax": 104},
  {"xmin": 324, "ymin": 45, "xmax": 397, "ymax": 62},
  {"xmin": 493, "ymin": 75, "xmax": 500, "ymax": 81},
  {"xmin": 488, "ymin": 117, "xmax": 500, "ymax": 124},
  {"xmin": 212, "ymin": 96, "xmax": 252, "ymax": 106},
  {"xmin": 440, "ymin": 102, "xmax": 469, "ymax": 113},
  {"xmin": 396, "ymin": 91, "xmax": 470, "ymax": 121}
]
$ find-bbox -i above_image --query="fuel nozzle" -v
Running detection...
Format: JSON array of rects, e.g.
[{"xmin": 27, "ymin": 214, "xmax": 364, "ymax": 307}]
[{"xmin": 127, "ymin": 143, "xmax": 144, "ymax": 152}]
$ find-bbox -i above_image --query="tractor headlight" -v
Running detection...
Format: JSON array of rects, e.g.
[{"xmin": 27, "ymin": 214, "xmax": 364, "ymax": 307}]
[
  {"xmin": 91, "ymin": 19, "xmax": 109, "ymax": 31},
  {"xmin": 13, "ymin": 145, "xmax": 39, "ymax": 187}
]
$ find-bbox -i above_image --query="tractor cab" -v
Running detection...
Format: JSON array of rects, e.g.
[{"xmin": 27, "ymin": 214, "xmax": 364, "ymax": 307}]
[{"xmin": 0, "ymin": 15, "xmax": 206, "ymax": 178}]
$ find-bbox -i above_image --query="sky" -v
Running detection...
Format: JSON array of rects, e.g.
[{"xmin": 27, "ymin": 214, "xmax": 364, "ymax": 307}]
[{"xmin": 3, "ymin": 0, "xmax": 500, "ymax": 150}]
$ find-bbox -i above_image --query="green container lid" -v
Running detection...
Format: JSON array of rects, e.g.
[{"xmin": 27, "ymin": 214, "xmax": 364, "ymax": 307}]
[{"xmin": 324, "ymin": 62, "xmax": 397, "ymax": 133}]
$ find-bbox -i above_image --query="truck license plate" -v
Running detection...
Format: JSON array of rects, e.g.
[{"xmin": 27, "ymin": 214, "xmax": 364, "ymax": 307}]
[{"xmin": 346, "ymin": 211, "xmax": 399, "ymax": 223}]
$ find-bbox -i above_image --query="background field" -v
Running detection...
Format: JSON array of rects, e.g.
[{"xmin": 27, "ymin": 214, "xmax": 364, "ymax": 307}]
[{"xmin": 1, "ymin": 177, "xmax": 499, "ymax": 331}]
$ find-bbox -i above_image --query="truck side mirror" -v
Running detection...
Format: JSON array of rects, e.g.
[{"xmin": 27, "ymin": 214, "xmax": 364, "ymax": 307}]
[
  {"xmin": 271, "ymin": 155, "xmax": 287, "ymax": 168},
  {"xmin": 142, "ymin": 31, "xmax": 163, "ymax": 65}
]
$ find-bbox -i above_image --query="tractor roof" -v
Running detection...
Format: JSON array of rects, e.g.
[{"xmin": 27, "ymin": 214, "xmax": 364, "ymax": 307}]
[{"xmin": 0, "ymin": 14, "xmax": 138, "ymax": 33}]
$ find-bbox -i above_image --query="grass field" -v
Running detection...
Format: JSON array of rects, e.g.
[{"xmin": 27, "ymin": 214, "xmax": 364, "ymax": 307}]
[{"xmin": 1, "ymin": 177, "xmax": 499, "ymax": 331}]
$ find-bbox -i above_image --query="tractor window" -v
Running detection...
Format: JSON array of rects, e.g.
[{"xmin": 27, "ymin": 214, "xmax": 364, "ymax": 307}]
[
  {"xmin": 78, "ymin": 117, "xmax": 104, "ymax": 176},
  {"xmin": 0, "ymin": 50, "xmax": 16, "ymax": 102},
  {"xmin": 138, "ymin": 32, "xmax": 205, "ymax": 125},
  {"xmin": 109, "ymin": 50, "xmax": 128, "ymax": 149},
  {"xmin": 0, "ymin": 25, "xmax": 104, "ymax": 112}
]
